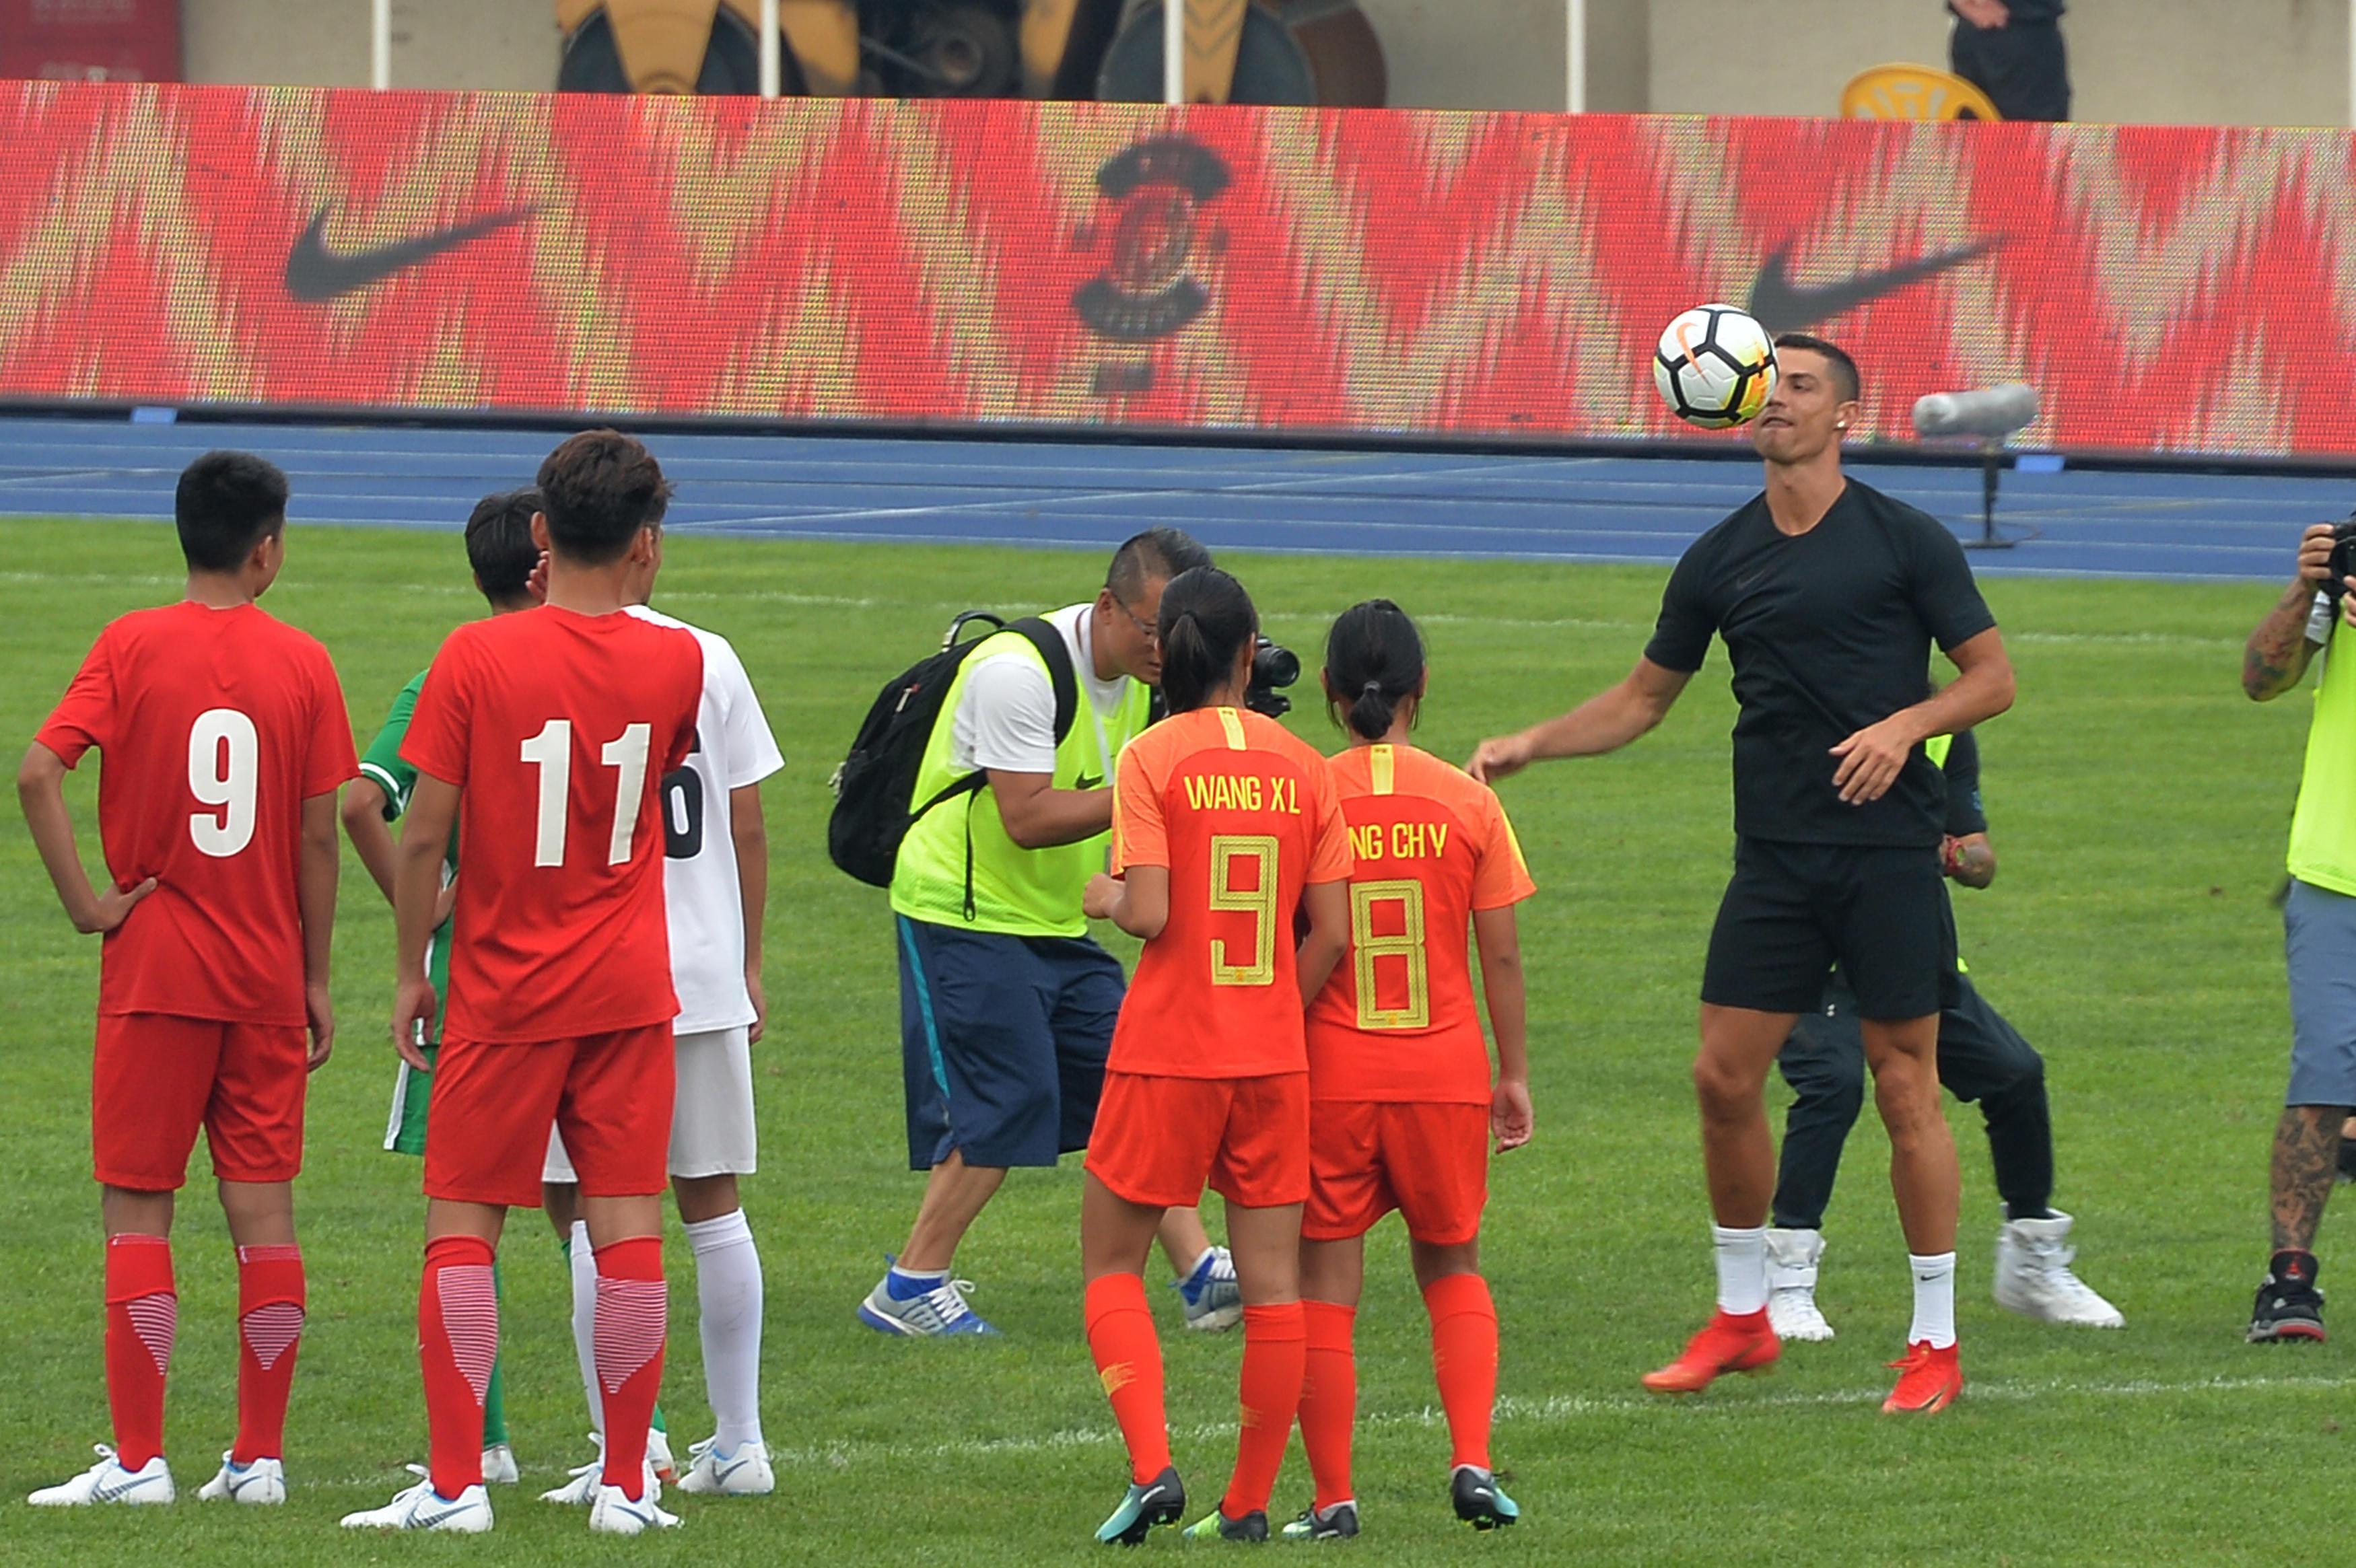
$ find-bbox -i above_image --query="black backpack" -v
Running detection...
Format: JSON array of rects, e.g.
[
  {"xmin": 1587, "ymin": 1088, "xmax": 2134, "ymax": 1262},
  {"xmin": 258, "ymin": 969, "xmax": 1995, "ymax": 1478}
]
[{"xmin": 828, "ymin": 612, "xmax": 1079, "ymax": 894}]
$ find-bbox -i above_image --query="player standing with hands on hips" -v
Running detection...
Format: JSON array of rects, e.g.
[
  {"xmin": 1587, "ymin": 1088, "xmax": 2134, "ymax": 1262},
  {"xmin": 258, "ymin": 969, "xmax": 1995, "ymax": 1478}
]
[{"xmin": 1471, "ymin": 335, "xmax": 2015, "ymax": 1413}]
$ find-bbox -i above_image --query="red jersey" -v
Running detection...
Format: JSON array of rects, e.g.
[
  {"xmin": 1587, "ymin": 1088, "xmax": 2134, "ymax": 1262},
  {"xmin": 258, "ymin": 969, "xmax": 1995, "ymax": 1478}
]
[
  {"xmin": 1306, "ymin": 744, "xmax": 1535, "ymax": 1104},
  {"xmin": 1107, "ymin": 706, "xmax": 1354, "ymax": 1078},
  {"xmin": 35, "ymin": 601, "xmax": 357, "ymax": 1026},
  {"xmin": 400, "ymin": 605, "xmax": 701, "ymax": 1044}
]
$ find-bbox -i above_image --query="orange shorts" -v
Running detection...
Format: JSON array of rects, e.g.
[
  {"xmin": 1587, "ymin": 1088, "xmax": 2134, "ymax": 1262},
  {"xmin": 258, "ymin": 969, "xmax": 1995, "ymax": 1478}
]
[
  {"xmin": 1086, "ymin": 1071, "xmax": 1309, "ymax": 1210},
  {"xmin": 1303, "ymin": 1100, "xmax": 1490, "ymax": 1244},
  {"xmin": 93, "ymin": 1013, "xmax": 308, "ymax": 1191},
  {"xmin": 423, "ymin": 1025, "xmax": 674, "ymax": 1207}
]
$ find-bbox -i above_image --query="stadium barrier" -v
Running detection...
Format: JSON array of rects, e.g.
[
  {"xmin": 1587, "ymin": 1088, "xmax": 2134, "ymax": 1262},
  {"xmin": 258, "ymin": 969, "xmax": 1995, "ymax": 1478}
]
[{"xmin": 1, "ymin": 80, "xmax": 2350, "ymax": 460}]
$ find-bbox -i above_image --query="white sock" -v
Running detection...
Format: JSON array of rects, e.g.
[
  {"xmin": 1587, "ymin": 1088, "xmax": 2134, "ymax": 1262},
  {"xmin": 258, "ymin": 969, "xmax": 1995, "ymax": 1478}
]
[
  {"xmin": 1712, "ymin": 1224, "xmax": 1768, "ymax": 1316},
  {"xmin": 1908, "ymin": 1252, "xmax": 1958, "ymax": 1349},
  {"xmin": 686, "ymin": 1209, "xmax": 765, "ymax": 1450},
  {"xmin": 568, "ymin": 1219, "xmax": 604, "ymax": 1434}
]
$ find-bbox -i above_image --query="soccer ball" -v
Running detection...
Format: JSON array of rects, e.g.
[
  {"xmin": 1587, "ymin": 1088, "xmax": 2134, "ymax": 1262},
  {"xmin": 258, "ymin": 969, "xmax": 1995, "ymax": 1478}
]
[{"xmin": 1653, "ymin": 305, "xmax": 1778, "ymax": 429}]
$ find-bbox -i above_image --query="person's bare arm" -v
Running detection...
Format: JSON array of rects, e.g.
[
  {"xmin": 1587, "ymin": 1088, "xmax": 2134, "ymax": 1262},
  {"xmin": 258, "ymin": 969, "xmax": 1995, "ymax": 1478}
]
[
  {"xmin": 391, "ymin": 774, "xmax": 458, "ymax": 1071},
  {"xmin": 1829, "ymin": 627, "xmax": 2016, "ymax": 806},
  {"xmin": 341, "ymin": 777, "xmax": 399, "ymax": 904},
  {"xmin": 990, "ymin": 769, "xmax": 1115, "ymax": 850},
  {"xmin": 298, "ymin": 790, "xmax": 340, "ymax": 1069},
  {"xmin": 1467, "ymin": 657, "xmax": 1695, "ymax": 783},
  {"xmin": 730, "ymin": 781, "xmax": 768, "ymax": 1044},
  {"xmin": 1473, "ymin": 903, "xmax": 1532, "ymax": 1151},
  {"xmin": 1943, "ymin": 830, "xmax": 1995, "ymax": 890},
  {"xmin": 1953, "ymin": 0, "xmax": 2009, "ymax": 28},
  {"xmin": 1294, "ymin": 878, "xmax": 1350, "ymax": 1003},
  {"xmin": 17, "ymin": 742, "xmax": 155, "ymax": 933},
  {"xmin": 2246, "ymin": 525, "xmax": 2338, "ymax": 701},
  {"xmin": 1085, "ymin": 865, "xmax": 1169, "ymax": 939}
]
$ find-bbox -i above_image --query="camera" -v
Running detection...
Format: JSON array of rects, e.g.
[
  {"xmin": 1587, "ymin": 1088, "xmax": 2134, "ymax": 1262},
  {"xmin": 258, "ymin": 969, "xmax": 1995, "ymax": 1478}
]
[
  {"xmin": 2328, "ymin": 517, "xmax": 2356, "ymax": 600},
  {"xmin": 1245, "ymin": 637, "xmax": 1300, "ymax": 719}
]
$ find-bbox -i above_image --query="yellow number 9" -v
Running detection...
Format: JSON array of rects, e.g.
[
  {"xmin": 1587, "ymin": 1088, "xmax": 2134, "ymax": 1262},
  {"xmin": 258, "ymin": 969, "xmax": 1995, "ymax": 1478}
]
[{"xmin": 1208, "ymin": 834, "xmax": 1280, "ymax": 987}]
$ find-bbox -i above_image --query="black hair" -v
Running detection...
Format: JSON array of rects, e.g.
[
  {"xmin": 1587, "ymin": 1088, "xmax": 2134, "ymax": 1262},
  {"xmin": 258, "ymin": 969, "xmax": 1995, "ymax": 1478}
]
[
  {"xmin": 1108, "ymin": 527, "xmax": 1212, "ymax": 604},
  {"xmin": 175, "ymin": 451, "xmax": 289, "ymax": 573},
  {"xmin": 534, "ymin": 430, "xmax": 672, "ymax": 565},
  {"xmin": 1772, "ymin": 332, "xmax": 1861, "ymax": 404},
  {"xmin": 1156, "ymin": 567, "xmax": 1258, "ymax": 715},
  {"xmin": 464, "ymin": 487, "xmax": 543, "ymax": 606},
  {"xmin": 1323, "ymin": 598, "xmax": 1426, "ymax": 741}
]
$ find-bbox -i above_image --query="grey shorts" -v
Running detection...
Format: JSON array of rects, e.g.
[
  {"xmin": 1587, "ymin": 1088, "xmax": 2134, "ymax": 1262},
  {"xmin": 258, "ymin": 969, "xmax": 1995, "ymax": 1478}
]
[{"xmin": 2286, "ymin": 879, "xmax": 2356, "ymax": 1108}]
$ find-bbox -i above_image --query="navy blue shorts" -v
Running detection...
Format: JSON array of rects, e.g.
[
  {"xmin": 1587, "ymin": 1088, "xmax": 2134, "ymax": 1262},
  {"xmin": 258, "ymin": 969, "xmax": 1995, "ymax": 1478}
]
[{"xmin": 897, "ymin": 915, "xmax": 1126, "ymax": 1170}]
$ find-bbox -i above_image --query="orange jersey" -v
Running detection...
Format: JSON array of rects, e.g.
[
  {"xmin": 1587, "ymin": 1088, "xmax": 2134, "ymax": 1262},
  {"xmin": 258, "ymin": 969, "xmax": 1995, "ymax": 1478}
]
[
  {"xmin": 1107, "ymin": 706, "xmax": 1354, "ymax": 1078},
  {"xmin": 1305, "ymin": 744, "xmax": 1535, "ymax": 1104}
]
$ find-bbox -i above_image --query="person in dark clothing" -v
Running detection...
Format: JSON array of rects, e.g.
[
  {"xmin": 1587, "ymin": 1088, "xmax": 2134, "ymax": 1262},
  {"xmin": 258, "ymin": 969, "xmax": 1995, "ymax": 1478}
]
[
  {"xmin": 1949, "ymin": 0, "xmax": 2070, "ymax": 122},
  {"xmin": 1762, "ymin": 727, "xmax": 2122, "ymax": 1341}
]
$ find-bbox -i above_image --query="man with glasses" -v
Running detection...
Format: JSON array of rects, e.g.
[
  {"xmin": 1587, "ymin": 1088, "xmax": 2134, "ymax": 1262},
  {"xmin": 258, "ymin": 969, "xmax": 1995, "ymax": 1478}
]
[{"xmin": 862, "ymin": 528, "xmax": 1244, "ymax": 1336}]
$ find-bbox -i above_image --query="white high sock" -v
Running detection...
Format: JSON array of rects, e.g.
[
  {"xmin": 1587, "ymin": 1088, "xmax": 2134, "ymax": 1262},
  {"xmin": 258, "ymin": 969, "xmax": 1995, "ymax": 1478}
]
[
  {"xmin": 1908, "ymin": 1252, "xmax": 1958, "ymax": 1349},
  {"xmin": 1712, "ymin": 1224, "xmax": 1768, "ymax": 1315},
  {"xmin": 568, "ymin": 1219, "xmax": 605, "ymax": 1434},
  {"xmin": 685, "ymin": 1209, "xmax": 765, "ymax": 1450}
]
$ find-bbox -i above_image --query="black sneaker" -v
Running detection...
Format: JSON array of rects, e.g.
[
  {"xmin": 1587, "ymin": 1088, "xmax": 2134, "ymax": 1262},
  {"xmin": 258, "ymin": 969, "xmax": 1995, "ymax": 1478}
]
[
  {"xmin": 2249, "ymin": 1250, "xmax": 2326, "ymax": 1343},
  {"xmin": 1095, "ymin": 1466, "xmax": 1185, "ymax": 1546},
  {"xmin": 1183, "ymin": 1507, "xmax": 1270, "ymax": 1542},
  {"xmin": 1451, "ymin": 1466, "xmax": 1521, "ymax": 1530},
  {"xmin": 1280, "ymin": 1501, "xmax": 1360, "ymax": 1540}
]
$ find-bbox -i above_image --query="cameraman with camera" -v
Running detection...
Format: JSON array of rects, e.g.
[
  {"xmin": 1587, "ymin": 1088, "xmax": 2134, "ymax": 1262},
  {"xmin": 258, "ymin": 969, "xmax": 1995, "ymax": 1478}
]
[{"xmin": 2243, "ymin": 522, "xmax": 2356, "ymax": 1342}]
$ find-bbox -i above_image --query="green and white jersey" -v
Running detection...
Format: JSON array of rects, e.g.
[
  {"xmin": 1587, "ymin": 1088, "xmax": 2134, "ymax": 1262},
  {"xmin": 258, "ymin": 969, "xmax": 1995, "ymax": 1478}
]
[{"xmin": 362, "ymin": 668, "xmax": 458, "ymax": 1154}]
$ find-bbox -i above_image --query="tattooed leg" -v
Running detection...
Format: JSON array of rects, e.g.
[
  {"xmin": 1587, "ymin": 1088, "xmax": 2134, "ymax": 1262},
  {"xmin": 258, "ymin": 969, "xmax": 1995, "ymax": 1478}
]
[{"xmin": 2271, "ymin": 1105, "xmax": 2347, "ymax": 1252}]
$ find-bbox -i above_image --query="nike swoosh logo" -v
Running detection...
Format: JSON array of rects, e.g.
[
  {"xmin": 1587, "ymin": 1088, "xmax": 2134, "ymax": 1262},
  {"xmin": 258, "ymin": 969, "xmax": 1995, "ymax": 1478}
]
[
  {"xmin": 94, "ymin": 1472, "xmax": 165, "ymax": 1501},
  {"xmin": 1075, "ymin": 773, "xmax": 1105, "ymax": 789},
  {"xmin": 284, "ymin": 206, "xmax": 534, "ymax": 302},
  {"xmin": 1746, "ymin": 238, "xmax": 2001, "ymax": 334},
  {"xmin": 415, "ymin": 1502, "xmax": 474, "ymax": 1527}
]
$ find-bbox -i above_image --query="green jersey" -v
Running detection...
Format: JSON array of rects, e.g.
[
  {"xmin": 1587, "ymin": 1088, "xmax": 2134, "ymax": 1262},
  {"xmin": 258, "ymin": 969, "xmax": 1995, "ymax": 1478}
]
[{"xmin": 361, "ymin": 668, "xmax": 458, "ymax": 1154}]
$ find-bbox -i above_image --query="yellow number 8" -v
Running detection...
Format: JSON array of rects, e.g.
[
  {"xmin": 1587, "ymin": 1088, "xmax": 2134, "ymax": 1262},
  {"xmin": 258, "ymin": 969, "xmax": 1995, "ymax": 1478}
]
[
  {"xmin": 1350, "ymin": 879, "xmax": 1430, "ymax": 1030},
  {"xmin": 1208, "ymin": 834, "xmax": 1280, "ymax": 987}
]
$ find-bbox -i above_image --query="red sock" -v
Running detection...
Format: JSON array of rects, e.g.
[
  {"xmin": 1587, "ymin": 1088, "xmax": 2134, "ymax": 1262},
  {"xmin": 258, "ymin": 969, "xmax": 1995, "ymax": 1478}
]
[
  {"xmin": 1423, "ymin": 1272, "xmax": 1498, "ymax": 1470},
  {"xmin": 419, "ymin": 1234, "xmax": 497, "ymax": 1499},
  {"xmin": 1298, "ymin": 1300, "xmax": 1356, "ymax": 1509},
  {"xmin": 1223, "ymin": 1302, "xmax": 1306, "ymax": 1520},
  {"xmin": 1084, "ymin": 1273, "xmax": 1170, "ymax": 1483},
  {"xmin": 232, "ymin": 1244, "xmax": 304, "ymax": 1464},
  {"xmin": 594, "ymin": 1236, "xmax": 667, "ymax": 1501},
  {"xmin": 104, "ymin": 1234, "xmax": 174, "ymax": 1470}
]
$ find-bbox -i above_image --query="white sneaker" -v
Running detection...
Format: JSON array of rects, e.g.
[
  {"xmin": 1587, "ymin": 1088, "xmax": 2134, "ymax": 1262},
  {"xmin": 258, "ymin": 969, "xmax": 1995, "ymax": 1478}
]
[
  {"xmin": 856, "ymin": 1267, "xmax": 1000, "ymax": 1336},
  {"xmin": 28, "ymin": 1445, "xmax": 174, "ymax": 1506},
  {"xmin": 480, "ymin": 1442, "xmax": 520, "ymax": 1485},
  {"xmin": 588, "ymin": 1482, "xmax": 681, "ymax": 1534},
  {"xmin": 647, "ymin": 1426, "xmax": 677, "ymax": 1484},
  {"xmin": 541, "ymin": 1435, "xmax": 662, "ymax": 1506},
  {"xmin": 339, "ymin": 1466, "xmax": 492, "ymax": 1532},
  {"xmin": 197, "ymin": 1452, "xmax": 285, "ymax": 1504},
  {"xmin": 1995, "ymin": 1209, "xmax": 2125, "ymax": 1328},
  {"xmin": 1177, "ymin": 1246, "xmax": 1243, "ymax": 1332},
  {"xmin": 1764, "ymin": 1227, "xmax": 1835, "ymax": 1342},
  {"xmin": 679, "ymin": 1436, "xmax": 775, "ymax": 1496}
]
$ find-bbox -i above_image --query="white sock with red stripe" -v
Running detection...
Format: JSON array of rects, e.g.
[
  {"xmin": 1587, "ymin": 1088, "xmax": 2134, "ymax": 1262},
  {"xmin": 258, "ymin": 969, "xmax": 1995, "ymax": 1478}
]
[
  {"xmin": 593, "ymin": 1236, "xmax": 667, "ymax": 1500},
  {"xmin": 685, "ymin": 1209, "xmax": 765, "ymax": 1450}
]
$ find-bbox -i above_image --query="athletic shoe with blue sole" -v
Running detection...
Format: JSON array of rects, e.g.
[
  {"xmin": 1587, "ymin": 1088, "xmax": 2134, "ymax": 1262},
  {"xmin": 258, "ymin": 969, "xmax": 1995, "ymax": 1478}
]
[
  {"xmin": 858, "ymin": 1254, "xmax": 999, "ymax": 1336},
  {"xmin": 1096, "ymin": 1465, "xmax": 1185, "ymax": 1545},
  {"xmin": 1451, "ymin": 1466, "xmax": 1519, "ymax": 1529}
]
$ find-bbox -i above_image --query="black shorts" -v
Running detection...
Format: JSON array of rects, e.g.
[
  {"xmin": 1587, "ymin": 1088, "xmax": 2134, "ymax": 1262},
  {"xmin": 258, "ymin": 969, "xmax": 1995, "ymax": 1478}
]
[{"xmin": 1702, "ymin": 839, "xmax": 1958, "ymax": 1020}]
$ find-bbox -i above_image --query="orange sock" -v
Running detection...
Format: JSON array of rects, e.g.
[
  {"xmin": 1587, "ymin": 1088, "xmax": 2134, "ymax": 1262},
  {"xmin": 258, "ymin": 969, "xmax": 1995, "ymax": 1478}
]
[
  {"xmin": 1423, "ymin": 1273, "xmax": 1498, "ymax": 1470},
  {"xmin": 1084, "ymin": 1274, "xmax": 1169, "ymax": 1483},
  {"xmin": 1298, "ymin": 1300, "xmax": 1356, "ymax": 1509},
  {"xmin": 1223, "ymin": 1302, "xmax": 1306, "ymax": 1520}
]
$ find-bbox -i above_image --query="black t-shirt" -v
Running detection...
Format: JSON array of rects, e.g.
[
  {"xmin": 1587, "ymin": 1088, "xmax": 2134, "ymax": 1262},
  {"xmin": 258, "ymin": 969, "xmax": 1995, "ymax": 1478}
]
[
  {"xmin": 1941, "ymin": 727, "xmax": 1988, "ymax": 838},
  {"xmin": 1644, "ymin": 479, "xmax": 1997, "ymax": 848}
]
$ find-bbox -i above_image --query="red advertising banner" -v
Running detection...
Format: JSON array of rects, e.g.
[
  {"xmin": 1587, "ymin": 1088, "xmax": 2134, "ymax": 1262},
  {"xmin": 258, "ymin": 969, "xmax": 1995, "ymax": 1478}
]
[
  {"xmin": 0, "ymin": 80, "xmax": 2349, "ymax": 458},
  {"xmin": 0, "ymin": 1, "xmax": 179, "ymax": 83}
]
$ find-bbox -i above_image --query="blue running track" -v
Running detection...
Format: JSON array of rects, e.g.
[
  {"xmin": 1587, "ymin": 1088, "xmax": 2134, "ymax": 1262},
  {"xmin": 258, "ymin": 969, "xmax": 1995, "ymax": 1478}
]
[{"xmin": 0, "ymin": 415, "xmax": 2346, "ymax": 581}]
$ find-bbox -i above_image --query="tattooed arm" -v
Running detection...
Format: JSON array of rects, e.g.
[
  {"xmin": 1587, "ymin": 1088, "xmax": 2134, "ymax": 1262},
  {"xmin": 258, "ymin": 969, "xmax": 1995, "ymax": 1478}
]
[{"xmin": 2244, "ymin": 525, "xmax": 2338, "ymax": 701}]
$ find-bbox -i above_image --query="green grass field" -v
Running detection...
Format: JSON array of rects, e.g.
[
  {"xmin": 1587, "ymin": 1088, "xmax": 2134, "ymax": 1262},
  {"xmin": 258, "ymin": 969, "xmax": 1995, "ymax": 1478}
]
[{"xmin": 0, "ymin": 515, "xmax": 2343, "ymax": 1565}]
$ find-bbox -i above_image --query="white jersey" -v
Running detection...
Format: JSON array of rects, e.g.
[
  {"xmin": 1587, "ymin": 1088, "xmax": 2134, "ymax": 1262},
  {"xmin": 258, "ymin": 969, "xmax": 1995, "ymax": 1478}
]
[{"xmin": 627, "ymin": 605, "xmax": 784, "ymax": 1034}]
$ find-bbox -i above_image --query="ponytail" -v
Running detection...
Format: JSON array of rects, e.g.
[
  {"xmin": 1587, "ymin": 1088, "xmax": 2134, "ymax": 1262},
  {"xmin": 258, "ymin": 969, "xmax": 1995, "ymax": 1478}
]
[
  {"xmin": 1156, "ymin": 567, "xmax": 1259, "ymax": 715},
  {"xmin": 1323, "ymin": 598, "xmax": 1426, "ymax": 741}
]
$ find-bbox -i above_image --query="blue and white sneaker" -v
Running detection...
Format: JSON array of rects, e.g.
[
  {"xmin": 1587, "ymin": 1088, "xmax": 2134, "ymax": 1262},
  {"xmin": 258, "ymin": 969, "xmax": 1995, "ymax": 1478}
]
[
  {"xmin": 589, "ymin": 1482, "xmax": 681, "ymax": 1534},
  {"xmin": 857, "ymin": 1257, "xmax": 999, "ymax": 1336},
  {"xmin": 679, "ymin": 1436, "xmax": 774, "ymax": 1496},
  {"xmin": 340, "ymin": 1466, "xmax": 492, "ymax": 1532},
  {"xmin": 1175, "ymin": 1246, "xmax": 1242, "ymax": 1332},
  {"xmin": 198, "ymin": 1451, "xmax": 285, "ymax": 1504},
  {"xmin": 28, "ymin": 1444, "xmax": 174, "ymax": 1506}
]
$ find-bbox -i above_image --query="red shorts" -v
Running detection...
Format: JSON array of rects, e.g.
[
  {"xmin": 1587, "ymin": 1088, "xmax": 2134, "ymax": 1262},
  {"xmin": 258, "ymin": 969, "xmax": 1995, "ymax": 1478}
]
[
  {"xmin": 1303, "ymin": 1100, "xmax": 1489, "ymax": 1244},
  {"xmin": 1086, "ymin": 1071, "xmax": 1309, "ymax": 1210},
  {"xmin": 93, "ymin": 1013, "xmax": 308, "ymax": 1190},
  {"xmin": 423, "ymin": 1025, "xmax": 674, "ymax": 1207}
]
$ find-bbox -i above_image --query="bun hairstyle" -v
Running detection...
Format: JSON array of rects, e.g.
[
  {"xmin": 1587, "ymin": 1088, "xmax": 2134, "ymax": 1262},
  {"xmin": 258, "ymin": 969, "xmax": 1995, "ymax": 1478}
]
[
  {"xmin": 1157, "ymin": 567, "xmax": 1259, "ymax": 715},
  {"xmin": 1323, "ymin": 598, "xmax": 1426, "ymax": 741}
]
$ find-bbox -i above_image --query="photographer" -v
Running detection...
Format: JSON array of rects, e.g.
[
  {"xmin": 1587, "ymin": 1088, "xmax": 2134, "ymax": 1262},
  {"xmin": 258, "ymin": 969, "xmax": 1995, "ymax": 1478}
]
[{"xmin": 2242, "ymin": 522, "xmax": 2356, "ymax": 1343}]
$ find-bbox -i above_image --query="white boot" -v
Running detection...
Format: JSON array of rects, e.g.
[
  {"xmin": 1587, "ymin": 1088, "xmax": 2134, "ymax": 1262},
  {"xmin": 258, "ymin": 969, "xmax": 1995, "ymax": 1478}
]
[
  {"xmin": 1764, "ymin": 1227, "xmax": 1834, "ymax": 1342},
  {"xmin": 1994, "ymin": 1209, "xmax": 2124, "ymax": 1328}
]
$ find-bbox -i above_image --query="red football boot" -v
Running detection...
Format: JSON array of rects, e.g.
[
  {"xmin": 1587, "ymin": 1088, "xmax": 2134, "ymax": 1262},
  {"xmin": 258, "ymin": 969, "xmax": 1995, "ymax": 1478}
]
[
  {"xmin": 1640, "ymin": 1308, "xmax": 1779, "ymax": 1394},
  {"xmin": 1881, "ymin": 1341, "xmax": 1964, "ymax": 1413}
]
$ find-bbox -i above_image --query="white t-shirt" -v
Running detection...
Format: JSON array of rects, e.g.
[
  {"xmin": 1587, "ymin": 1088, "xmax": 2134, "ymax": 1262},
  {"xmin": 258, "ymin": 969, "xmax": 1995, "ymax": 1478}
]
[
  {"xmin": 627, "ymin": 605, "xmax": 785, "ymax": 1034},
  {"xmin": 950, "ymin": 603, "xmax": 1131, "ymax": 779}
]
